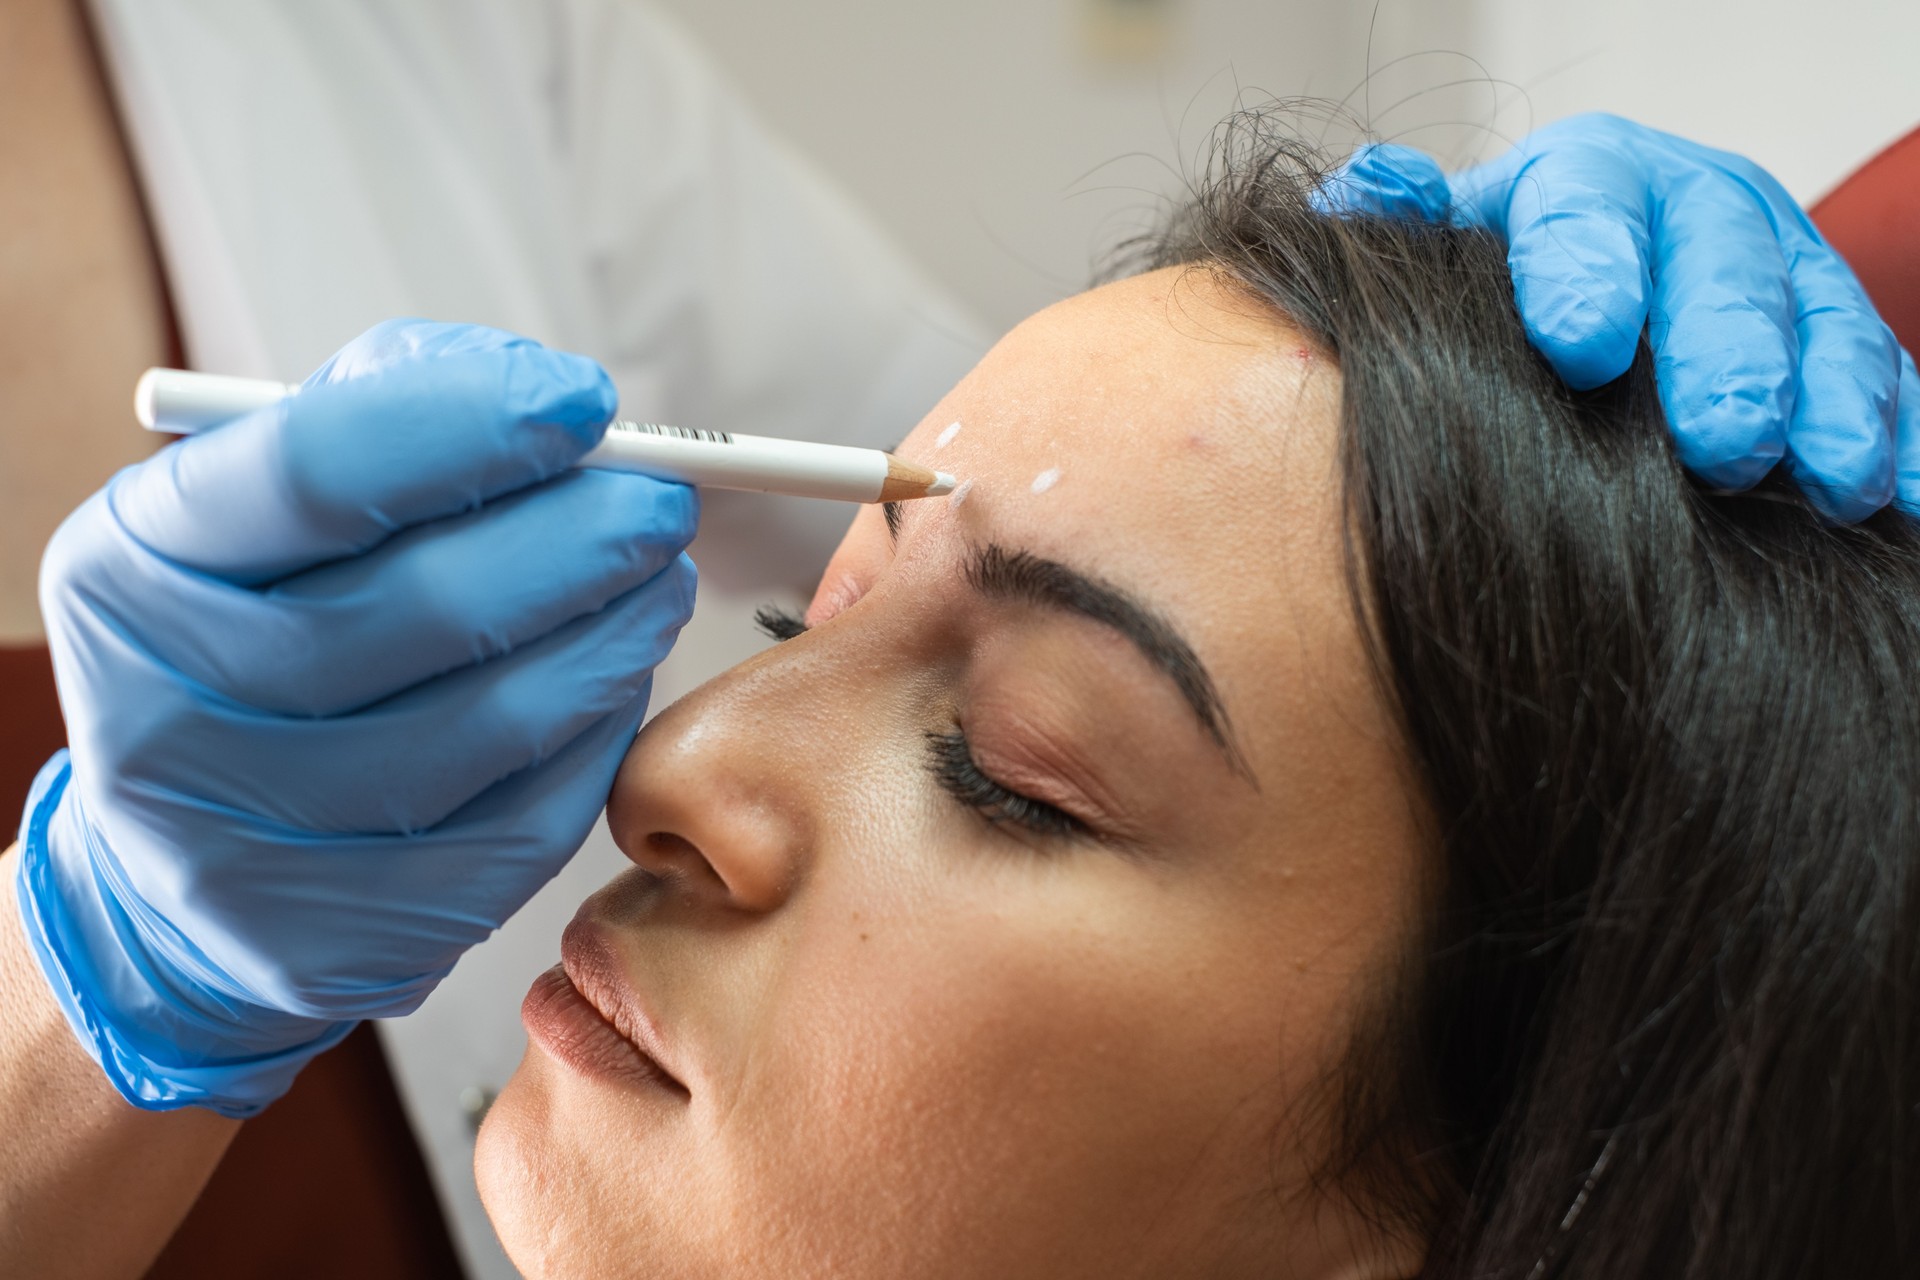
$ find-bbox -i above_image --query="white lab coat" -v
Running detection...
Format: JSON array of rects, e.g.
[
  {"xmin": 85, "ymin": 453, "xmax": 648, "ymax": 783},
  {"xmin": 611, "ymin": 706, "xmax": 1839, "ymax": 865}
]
[{"xmin": 86, "ymin": 2, "xmax": 990, "ymax": 1274}]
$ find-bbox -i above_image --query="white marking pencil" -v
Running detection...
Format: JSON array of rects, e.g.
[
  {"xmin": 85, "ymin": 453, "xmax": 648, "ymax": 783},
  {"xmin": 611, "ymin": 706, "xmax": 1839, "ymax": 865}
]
[{"xmin": 134, "ymin": 368, "xmax": 957, "ymax": 504}]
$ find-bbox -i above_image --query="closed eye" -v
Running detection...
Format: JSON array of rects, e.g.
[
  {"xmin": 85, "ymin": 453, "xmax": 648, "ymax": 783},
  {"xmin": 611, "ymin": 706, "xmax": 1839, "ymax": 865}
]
[
  {"xmin": 926, "ymin": 729, "xmax": 1088, "ymax": 841},
  {"xmin": 761, "ymin": 605, "xmax": 1089, "ymax": 842}
]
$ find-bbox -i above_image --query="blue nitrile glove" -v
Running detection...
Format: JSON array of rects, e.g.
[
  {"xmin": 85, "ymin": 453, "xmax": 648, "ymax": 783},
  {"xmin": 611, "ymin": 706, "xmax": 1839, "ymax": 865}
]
[
  {"xmin": 14, "ymin": 319, "xmax": 698, "ymax": 1117},
  {"xmin": 1318, "ymin": 115, "xmax": 1920, "ymax": 522}
]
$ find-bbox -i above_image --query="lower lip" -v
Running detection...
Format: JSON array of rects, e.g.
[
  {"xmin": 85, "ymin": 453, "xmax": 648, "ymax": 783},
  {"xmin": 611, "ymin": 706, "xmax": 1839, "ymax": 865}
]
[{"xmin": 521, "ymin": 965, "xmax": 684, "ymax": 1094}]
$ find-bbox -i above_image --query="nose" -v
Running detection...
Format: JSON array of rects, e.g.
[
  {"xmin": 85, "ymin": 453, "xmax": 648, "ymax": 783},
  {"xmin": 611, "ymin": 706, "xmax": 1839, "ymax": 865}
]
[{"xmin": 606, "ymin": 656, "xmax": 830, "ymax": 914}]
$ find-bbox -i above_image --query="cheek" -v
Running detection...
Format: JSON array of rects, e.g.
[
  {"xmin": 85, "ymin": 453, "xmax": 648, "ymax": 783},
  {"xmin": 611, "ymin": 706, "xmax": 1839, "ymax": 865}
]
[{"xmin": 718, "ymin": 877, "xmax": 1322, "ymax": 1272}]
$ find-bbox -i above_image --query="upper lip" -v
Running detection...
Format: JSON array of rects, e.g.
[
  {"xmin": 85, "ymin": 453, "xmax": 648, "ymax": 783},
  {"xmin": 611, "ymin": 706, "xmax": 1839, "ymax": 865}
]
[{"xmin": 559, "ymin": 917, "xmax": 688, "ymax": 1094}]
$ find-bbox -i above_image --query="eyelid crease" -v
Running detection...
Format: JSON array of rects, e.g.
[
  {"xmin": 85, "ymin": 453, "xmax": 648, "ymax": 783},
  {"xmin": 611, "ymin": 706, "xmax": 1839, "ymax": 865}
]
[
  {"xmin": 963, "ymin": 714, "xmax": 1142, "ymax": 842},
  {"xmin": 926, "ymin": 729, "xmax": 1089, "ymax": 842},
  {"xmin": 963, "ymin": 544, "xmax": 1254, "ymax": 784}
]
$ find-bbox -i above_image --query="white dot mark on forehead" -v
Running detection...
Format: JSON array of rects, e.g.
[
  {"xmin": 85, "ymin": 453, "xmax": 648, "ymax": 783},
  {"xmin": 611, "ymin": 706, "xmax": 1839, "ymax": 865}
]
[
  {"xmin": 1030, "ymin": 467, "xmax": 1061, "ymax": 494},
  {"xmin": 948, "ymin": 477, "xmax": 975, "ymax": 507},
  {"xmin": 935, "ymin": 421, "xmax": 962, "ymax": 449}
]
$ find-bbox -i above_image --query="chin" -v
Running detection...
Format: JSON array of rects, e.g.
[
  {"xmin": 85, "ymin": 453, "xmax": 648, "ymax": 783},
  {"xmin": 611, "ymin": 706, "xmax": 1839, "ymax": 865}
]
[
  {"xmin": 472, "ymin": 1062, "xmax": 562, "ymax": 1277},
  {"xmin": 474, "ymin": 1059, "xmax": 626, "ymax": 1279},
  {"xmin": 475, "ymin": 1056, "xmax": 704, "ymax": 1279}
]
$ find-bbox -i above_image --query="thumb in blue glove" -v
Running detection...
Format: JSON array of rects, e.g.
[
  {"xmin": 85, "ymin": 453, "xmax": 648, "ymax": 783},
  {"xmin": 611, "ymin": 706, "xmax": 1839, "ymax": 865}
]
[
  {"xmin": 16, "ymin": 320, "xmax": 699, "ymax": 1116},
  {"xmin": 1318, "ymin": 116, "xmax": 1919, "ymax": 523}
]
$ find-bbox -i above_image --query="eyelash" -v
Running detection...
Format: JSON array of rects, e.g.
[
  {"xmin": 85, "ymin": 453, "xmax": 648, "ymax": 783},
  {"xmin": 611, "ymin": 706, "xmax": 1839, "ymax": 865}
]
[
  {"xmin": 926, "ymin": 730, "xmax": 1087, "ymax": 840},
  {"xmin": 756, "ymin": 604, "xmax": 1085, "ymax": 841},
  {"xmin": 755, "ymin": 604, "xmax": 808, "ymax": 642}
]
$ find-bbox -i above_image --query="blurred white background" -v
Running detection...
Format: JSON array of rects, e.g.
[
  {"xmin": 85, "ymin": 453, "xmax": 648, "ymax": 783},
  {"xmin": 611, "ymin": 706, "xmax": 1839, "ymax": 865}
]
[{"xmin": 651, "ymin": 0, "xmax": 1920, "ymax": 334}]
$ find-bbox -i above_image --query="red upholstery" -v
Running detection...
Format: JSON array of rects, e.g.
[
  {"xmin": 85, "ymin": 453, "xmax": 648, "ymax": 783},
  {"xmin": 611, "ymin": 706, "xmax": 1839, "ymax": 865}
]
[{"xmin": 1810, "ymin": 126, "xmax": 1920, "ymax": 354}]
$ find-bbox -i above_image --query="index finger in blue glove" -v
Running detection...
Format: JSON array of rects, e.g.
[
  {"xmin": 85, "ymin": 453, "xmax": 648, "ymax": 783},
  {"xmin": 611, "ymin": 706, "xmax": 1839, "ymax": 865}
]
[
  {"xmin": 1640, "ymin": 169, "xmax": 1800, "ymax": 491},
  {"xmin": 1696, "ymin": 149, "xmax": 1907, "ymax": 521},
  {"xmin": 1762, "ymin": 207, "xmax": 1901, "ymax": 521},
  {"xmin": 50, "ymin": 469, "xmax": 697, "ymax": 717},
  {"xmin": 1457, "ymin": 125, "xmax": 1655, "ymax": 391},
  {"xmin": 111, "ymin": 321, "xmax": 618, "ymax": 585},
  {"xmin": 246, "ymin": 471, "xmax": 699, "ymax": 714},
  {"xmin": 302, "ymin": 317, "xmax": 552, "ymax": 386}
]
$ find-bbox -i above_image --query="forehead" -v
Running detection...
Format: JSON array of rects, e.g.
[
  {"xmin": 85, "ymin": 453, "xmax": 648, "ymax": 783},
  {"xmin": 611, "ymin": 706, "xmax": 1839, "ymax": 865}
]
[
  {"xmin": 895, "ymin": 266, "xmax": 1346, "ymax": 648},
  {"xmin": 876, "ymin": 267, "xmax": 1371, "ymax": 789}
]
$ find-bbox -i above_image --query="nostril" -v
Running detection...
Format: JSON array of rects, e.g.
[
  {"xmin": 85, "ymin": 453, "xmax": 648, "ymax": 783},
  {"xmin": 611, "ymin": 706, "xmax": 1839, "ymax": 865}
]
[
  {"xmin": 646, "ymin": 831, "xmax": 695, "ymax": 857},
  {"xmin": 642, "ymin": 831, "xmax": 717, "ymax": 886}
]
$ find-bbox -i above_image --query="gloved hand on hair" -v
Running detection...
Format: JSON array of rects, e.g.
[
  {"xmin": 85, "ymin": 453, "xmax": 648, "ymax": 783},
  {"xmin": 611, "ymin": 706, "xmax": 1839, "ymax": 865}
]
[
  {"xmin": 1319, "ymin": 113, "xmax": 1920, "ymax": 522},
  {"xmin": 14, "ymin": 320, "xmax": 698, "ymax": 1117}
]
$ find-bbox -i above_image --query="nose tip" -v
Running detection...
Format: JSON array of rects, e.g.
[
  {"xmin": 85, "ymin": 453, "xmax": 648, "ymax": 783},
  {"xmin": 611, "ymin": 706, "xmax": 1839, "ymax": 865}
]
[{"xmin": 607, "ymin": 651, "xmax": 828, "ymax": 916}]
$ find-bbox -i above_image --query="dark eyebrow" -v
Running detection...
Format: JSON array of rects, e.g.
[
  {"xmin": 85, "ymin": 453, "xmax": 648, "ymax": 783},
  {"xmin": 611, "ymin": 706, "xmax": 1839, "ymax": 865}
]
[
  {"xmin": 884, "ymin": 501, "xmax": 903, "ymax": 542},
  {"xmin": 966, "ymin": 544, "xmax": 1253, "ymax": 781}
]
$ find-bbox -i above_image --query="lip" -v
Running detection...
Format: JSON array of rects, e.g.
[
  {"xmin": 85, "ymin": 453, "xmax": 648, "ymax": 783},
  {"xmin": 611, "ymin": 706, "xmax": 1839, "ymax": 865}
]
[{"xmin": 519, "ymin": 920, "xmax": 689, "ymax": 1098}]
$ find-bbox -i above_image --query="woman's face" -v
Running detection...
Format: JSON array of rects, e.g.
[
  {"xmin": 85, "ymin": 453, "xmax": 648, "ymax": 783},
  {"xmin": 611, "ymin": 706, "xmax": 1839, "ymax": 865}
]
[{"xmin": 477, "ymin": 268, "xmax": 1430, "ymax": 1279}]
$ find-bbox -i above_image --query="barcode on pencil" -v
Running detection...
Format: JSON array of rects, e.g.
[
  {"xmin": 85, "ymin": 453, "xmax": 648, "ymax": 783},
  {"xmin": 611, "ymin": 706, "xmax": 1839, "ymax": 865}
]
[{"xmin": 611, "ymin": 421, "xmax": 734, "ymax": 445}]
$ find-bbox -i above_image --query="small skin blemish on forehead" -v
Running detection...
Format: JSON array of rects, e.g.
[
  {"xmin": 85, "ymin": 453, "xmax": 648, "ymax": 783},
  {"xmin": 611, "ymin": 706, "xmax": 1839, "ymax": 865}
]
[
  {"xmin": 1031, "ymin": 467, "xmax": 1061, "ymax": 494},
  {"xmin": 935, "ymin": 421, "xmax": 962, "ymax": 449},
  {"xmin": 949, "ymin": 477, "xmax": 975, "ymax": 507}
]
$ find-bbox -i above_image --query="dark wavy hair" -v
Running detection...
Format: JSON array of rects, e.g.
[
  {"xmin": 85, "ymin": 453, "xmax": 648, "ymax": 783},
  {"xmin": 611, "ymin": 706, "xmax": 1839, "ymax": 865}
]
[{"xmin": 1122, "ymin": 113, "xmax": 1919, "ymax": 1278}]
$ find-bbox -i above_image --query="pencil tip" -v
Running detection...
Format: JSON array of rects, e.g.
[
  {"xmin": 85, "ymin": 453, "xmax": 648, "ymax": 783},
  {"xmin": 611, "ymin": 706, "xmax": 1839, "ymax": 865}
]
[{"xmin": 929, "ymin": 472, "xmax": 958, "ymax": 496}]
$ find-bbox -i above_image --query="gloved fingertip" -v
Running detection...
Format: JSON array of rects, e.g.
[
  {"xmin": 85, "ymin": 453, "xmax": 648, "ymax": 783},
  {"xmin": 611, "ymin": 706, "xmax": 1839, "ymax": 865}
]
[
  {"xmin": 504, "ymin": 347, "xmax": 620, "ymax": 448},
  {"xmin": 1799, "ymin": 481, "xmax": 1889, "ymax": 525},
  {"xmin": 1314, "ymin": 142, "xmax": 1452, "ymax": 222},
  {"xmin": 1892, "ymin": 464, "xmax": 1920, "ymax": 519},
  {"xmin": 309, "ymin": 318, "xmax": 537, "ymax": 387},
  {"xmin": 345, "ymin": 316, "xmax": 434, "ymax": 361},
  {"xmin": 1508, "ymin": 243, "xmax": 1649, "ymax": 392},
  {"xmin": 1529, "ymin": 315, "xmax": 1638, "ymax": 391},
  {"xmin": 1515, "ymin": 286, "xmax": 1641, "ymax": 391},
  {"xmin": 662, "ymin": 478, "xmax": 702, "ymax": 541},
  {"xmin": 1785, "ymin": 435, "xmax": 1895, "ymax": 525},
  {"xmin": 597, "ymin": 471, "xmax": 701, "ymax": 545},
  {"xmin": 1661, "ymin": 378, "xmax": 1789, "ymax": 493},
  {"xmin": 1680, "ymin": 452, "xmax": 1782, "ymax": 494},
  {"xmin": 665, "ymin": 550, "xmax": 699, "ymax": 617}
]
